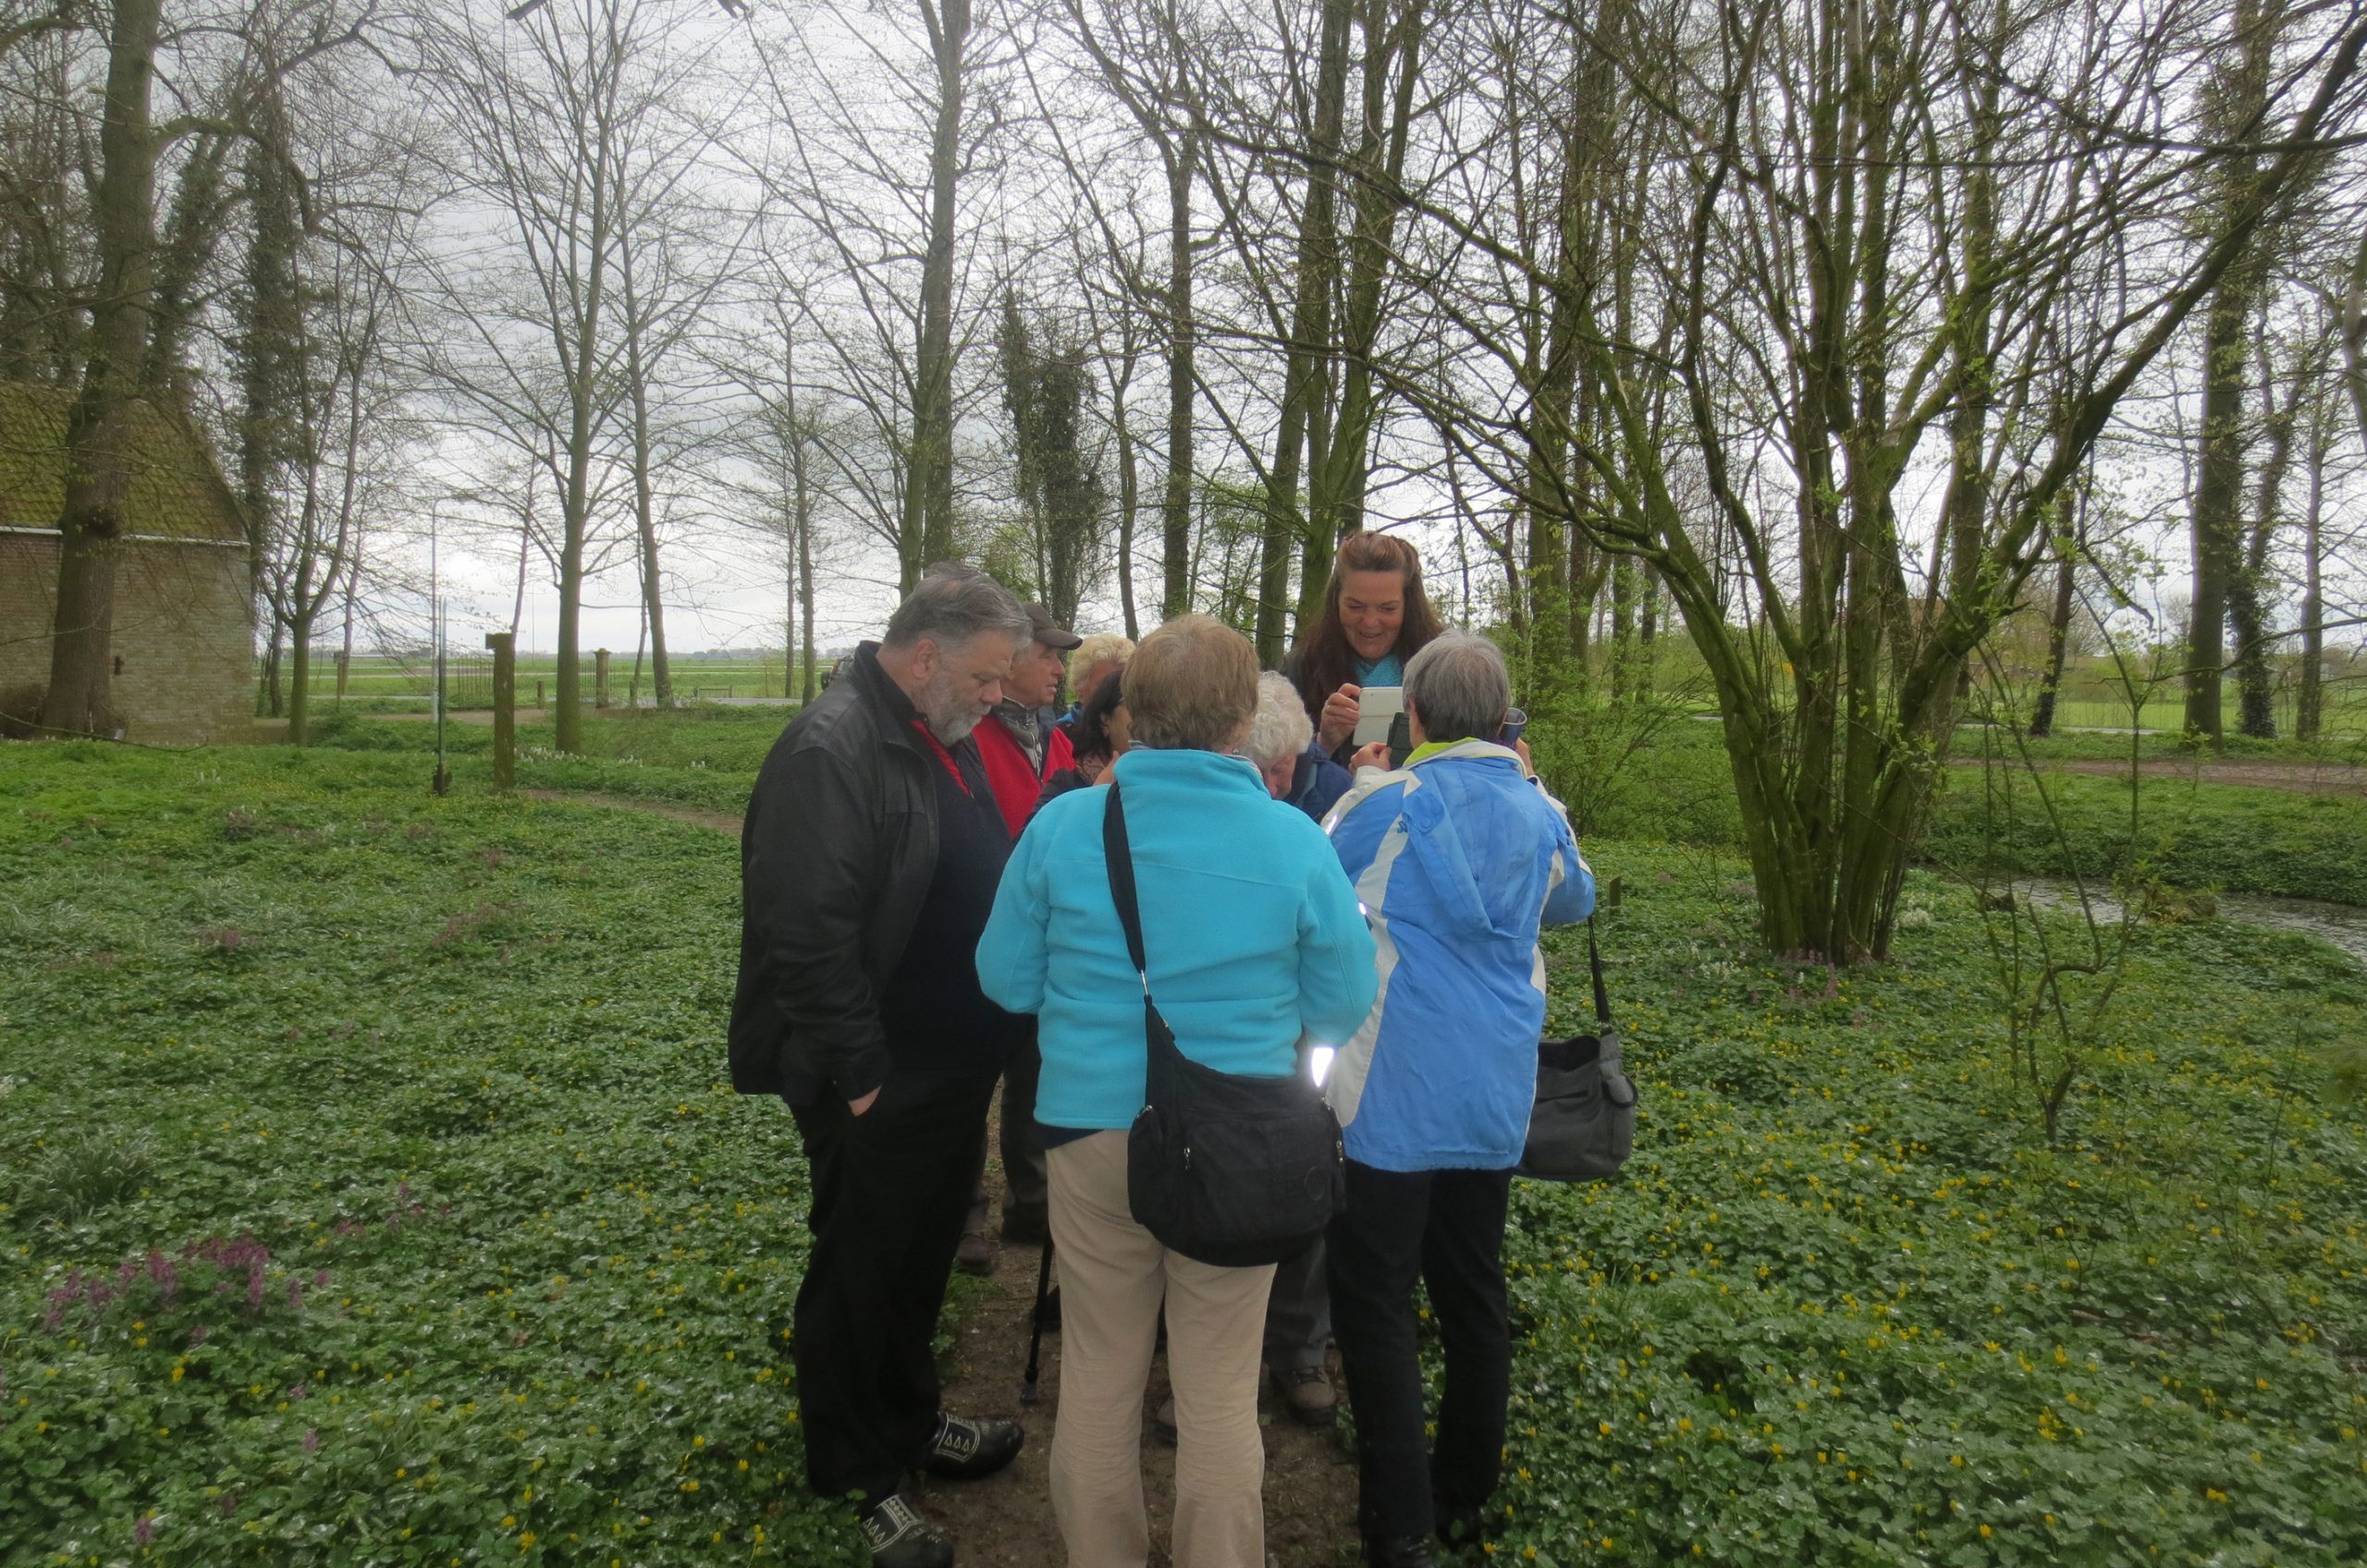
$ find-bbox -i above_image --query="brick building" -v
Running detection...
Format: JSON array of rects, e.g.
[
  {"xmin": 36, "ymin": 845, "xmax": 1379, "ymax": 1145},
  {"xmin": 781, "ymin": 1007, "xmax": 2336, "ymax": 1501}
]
[{"xmin": 1, "ymin": 383, "xmax": 253, "ymax": 744}]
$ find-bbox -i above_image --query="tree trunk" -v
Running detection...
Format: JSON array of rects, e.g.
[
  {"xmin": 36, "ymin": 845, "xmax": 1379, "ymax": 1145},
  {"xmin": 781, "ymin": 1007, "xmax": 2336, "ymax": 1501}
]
[
  {"xmin": 260, "ymin": 624, "xmax": 284, "ymax": 719},
  {"xmin": 1259, "ymin": 0, "xmax": 1353, "ymax": 665},
  {"xmin": 2296, "ymin": 401, "xmax": 2327, "ymax": 741},
  {"xmin": 1161, "ymin": 130, "xmax": 1196, "ymax": 619},
  {"xmin": 1113, "ymin": 395, "xmax": 1141, "ymax": 641},
  {"xmin": 2030, "ymin": 551, "xmax": 2077, "ymax": 739},
  {"xmin": 2230, "ymin": 343, "xmax": 2299, "ymax": 738},
  {"xmin": 1308, "ymin": 0, "xmax": 1427, "ymax": 539},
  {"xmin": 2184, "ymin": 0, "xmax": 2279, "ymax": 743},
  {"xmin": 288, "ymin": 609, "xmax": 315, "ymax": 744},
  {"xmin": 337, "ymin": 534, "xmax": 361, "ymax": 701},
  {"xmin": 2185, "ymin": 285, "xmax": 2246, "ymax": 741},
  {"xmin": 910, "ymin": 0, "xmax": 968, "ymax": 571},
  {"xmin": 40, "ymin": 0, "xmax": 165, "ymax": 739},
  {"xmin": 623, "ymin": 276, "xmax": 672, "ymax": 708}
]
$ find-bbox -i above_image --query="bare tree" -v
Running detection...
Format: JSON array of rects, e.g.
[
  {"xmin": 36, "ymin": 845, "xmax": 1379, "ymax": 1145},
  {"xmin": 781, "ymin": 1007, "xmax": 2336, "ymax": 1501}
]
[{"xmin": 415, "ymin": 0, "xmax": 718, "ymax": 749}]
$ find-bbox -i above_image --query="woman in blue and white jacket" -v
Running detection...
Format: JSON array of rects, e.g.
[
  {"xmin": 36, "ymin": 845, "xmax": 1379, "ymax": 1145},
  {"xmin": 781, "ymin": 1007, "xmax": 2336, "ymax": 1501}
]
[{"xmin": 1319, "ymin": 631, "xmax": 1594, "ymax": 1568}]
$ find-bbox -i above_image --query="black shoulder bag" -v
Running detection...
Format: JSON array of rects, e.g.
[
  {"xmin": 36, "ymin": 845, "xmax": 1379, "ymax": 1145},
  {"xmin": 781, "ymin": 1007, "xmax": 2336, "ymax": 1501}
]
[
  {"xmin": 1518, "ymin": 917, "xmax": 1637, "ymax": 1182},
  {"xmin": 1104, "ymin": 783, "xmax": 1345, "ymax": 1267}
]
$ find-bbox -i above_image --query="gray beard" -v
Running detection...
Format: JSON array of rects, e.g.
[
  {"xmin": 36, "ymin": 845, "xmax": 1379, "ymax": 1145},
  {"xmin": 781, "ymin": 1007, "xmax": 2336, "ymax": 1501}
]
[{"xmin": 928, "ymin": 710, "xmax": 982, "ymax": 745}]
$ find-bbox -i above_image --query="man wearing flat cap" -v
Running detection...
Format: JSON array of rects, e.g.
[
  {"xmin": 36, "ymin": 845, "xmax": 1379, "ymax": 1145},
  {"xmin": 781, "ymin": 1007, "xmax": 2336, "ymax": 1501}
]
[{"xmin": 959, "ymin": 602, "xmax": 1079, "ymax": 1269}]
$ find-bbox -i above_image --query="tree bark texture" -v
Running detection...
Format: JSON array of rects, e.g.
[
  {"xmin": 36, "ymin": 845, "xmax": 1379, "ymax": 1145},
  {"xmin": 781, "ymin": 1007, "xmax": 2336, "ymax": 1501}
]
[{"xmin": 41, "ymin": 0, "xmax": 166, "ymax": 739}]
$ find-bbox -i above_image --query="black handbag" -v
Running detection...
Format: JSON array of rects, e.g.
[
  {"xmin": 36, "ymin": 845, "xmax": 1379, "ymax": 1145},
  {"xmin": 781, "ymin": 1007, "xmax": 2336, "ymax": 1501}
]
[
  {"xmin": 1103, "ymin": 784, "xmax": 1345, "ymax": 1268},
  {"xmin": 1518, "ymin": 917, "xmax": 1637, "ymax": 1182}
]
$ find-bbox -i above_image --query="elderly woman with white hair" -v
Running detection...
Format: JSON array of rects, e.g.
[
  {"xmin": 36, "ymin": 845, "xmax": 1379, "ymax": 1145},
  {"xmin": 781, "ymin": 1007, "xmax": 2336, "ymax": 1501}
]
[
  {"xmin": 1058, "ymin": 631, "xmax": 1134, "ymax": 735},
  {"xmin": 1319, "ymin": 631, "xmax": 1595, "ymax": 1568},
  {"xmin": 1245, "ymin": 672, "xmax": 1355, "ymax": 824}
]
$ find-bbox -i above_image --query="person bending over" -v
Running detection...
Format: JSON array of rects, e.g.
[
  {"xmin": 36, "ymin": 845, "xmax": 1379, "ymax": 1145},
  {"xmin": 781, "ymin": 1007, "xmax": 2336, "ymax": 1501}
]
[
  {"xmin": 978, "ymin": 616, "xmax": 1378, "ymax": 1568},
  {"xmin": 730, "ymin": 564, "xmax": 1036, "ymax": 1568}
]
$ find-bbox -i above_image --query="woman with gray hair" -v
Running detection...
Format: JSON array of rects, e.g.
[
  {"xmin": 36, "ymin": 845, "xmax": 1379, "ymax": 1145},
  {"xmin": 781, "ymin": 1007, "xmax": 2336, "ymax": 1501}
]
[
  {"xmin": 1318, "ymin": 630, "xmax": 1595, "ymax": 1567},
  {"xmin": 1245, "ymin": 671, "xmax": 1353, "ymax": 822},
  {"xmin": 978, "ymin": 615, "xmax": 1378, "ymax": 1568}
]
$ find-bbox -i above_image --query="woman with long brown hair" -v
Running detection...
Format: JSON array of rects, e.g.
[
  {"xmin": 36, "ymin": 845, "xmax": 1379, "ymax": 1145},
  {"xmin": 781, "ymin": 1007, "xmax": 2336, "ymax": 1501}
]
[{"xmin": 1282, "ymin": 531, "xmax": 1445, "ymax": 758}]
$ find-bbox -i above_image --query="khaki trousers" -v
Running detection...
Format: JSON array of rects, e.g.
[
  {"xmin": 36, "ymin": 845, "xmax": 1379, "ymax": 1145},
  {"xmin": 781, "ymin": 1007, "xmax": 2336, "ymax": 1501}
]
[{"xmin": 1047, "ymin": 1131, "xmax": 1275, "ymax": 1568}]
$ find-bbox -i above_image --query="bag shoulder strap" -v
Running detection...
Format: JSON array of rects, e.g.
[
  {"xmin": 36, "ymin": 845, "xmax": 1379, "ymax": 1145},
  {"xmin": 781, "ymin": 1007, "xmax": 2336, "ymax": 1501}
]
[
  {"xmin": 1586, "ymin": 915, "xmax": 1613, "ymax": 1028},
  {"xmin": 1104, "ymin": 783, "xmax": 1186, "ymax": 1093},
  {"xmin": 1102, "ymin": 783, "xmax": 1149, "ymax": 980}
]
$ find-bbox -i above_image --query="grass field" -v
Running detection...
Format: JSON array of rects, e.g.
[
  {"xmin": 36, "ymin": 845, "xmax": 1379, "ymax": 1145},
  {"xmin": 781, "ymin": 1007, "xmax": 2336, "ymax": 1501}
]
[
  {"xmin": 6, "ymin": 735, "xmax": 2365, "ymax": 1565},
  {"xmin": 267, "ymin": 655, "xmax": 830, "ymax": 710}
]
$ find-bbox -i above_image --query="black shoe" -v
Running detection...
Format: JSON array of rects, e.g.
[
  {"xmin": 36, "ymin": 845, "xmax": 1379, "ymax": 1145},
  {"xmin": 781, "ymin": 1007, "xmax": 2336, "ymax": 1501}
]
[
  {"xmin": 859, "ymin": 1494, "xmax": 955, "ymax": 1568},
  {"xmin": 1363, "ymin": 1536, "xmax": 1441, "ymax": 1567},
  {"xmin": 923, "ymin": 1412, "xmax": 1024, "ymax": 1480},
  {"xmin": 954, "ymin": 1231, "xmax": 996, "ymax": 1277}
]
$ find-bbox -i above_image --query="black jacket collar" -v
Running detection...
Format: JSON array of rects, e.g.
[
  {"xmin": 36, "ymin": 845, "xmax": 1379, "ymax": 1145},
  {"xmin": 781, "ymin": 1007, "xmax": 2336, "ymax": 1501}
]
[{"xmin": 846, "ymin": 641, "xmax": 928, "ymax": 755}]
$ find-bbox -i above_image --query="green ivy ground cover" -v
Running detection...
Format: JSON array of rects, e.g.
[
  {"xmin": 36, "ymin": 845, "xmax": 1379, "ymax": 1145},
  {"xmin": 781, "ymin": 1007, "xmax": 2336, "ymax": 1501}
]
[
  {"xmin": 1496, "ymin": 876, "xmax": 2367, "ymax": 1565},
  {"xmin": 1, "ymin": 743, "xmax": 858, "ymax": 1566},
  {"xmin": 6, "ymin": 741, "xmax": 2365, "ymax": 1566}
]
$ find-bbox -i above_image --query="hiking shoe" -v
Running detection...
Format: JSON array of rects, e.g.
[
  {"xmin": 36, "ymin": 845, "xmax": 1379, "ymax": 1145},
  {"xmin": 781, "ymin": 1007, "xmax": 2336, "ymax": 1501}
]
[
  {"xmin": 1270, "ymin": 1362, "xmax": 1337, "ymax": 1426},
  {"xmin": 923, "ymin": 1412, "xmax": 1024, "ymax": 1480},
  {"xmin": 859, "ymin": 1494, "xmax": 955, "ymax": 1568},
  {"xmin": 954, "ymin": 1230, "xmax": 996, "ymax": 1277},
  {"xmin": 1363, "ymin": 1535, "xmax": 1441, "ymax": 1567}
]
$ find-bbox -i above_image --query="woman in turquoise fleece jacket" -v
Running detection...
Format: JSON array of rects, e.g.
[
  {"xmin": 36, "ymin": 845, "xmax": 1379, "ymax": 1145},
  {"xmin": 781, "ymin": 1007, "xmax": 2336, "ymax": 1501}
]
[
  {"xmin": 975, "ymin": 615, "xmax": 1377, "ymax": 1568},
  {"xmin": 975, "ymin": 725, "xmax": 1377, "ymax": 1138}
]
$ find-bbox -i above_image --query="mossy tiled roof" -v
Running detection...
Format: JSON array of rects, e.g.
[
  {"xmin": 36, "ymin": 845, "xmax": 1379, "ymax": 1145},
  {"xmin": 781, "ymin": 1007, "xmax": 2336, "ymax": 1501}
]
[{"xmin": 0, "ymin": 380, "xmax": 243, "ymax": 543}]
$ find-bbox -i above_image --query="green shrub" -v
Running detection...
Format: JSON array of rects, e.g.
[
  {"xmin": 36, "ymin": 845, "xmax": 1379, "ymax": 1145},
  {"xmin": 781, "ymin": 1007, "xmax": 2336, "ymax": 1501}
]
[{"xmin": 12, "ymin": 1131, "xmax": 159, "ymax": 1226}]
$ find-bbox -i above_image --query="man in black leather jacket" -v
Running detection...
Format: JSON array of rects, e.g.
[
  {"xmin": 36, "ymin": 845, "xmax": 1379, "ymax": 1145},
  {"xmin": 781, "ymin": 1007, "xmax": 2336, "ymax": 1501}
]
[{"xmin": 731, "ymin": 564, "xmax": 1035, "ymax": 1568}]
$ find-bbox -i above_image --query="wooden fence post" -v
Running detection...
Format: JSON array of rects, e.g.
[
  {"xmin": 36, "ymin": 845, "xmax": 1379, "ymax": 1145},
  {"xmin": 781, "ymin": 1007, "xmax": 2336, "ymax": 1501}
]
[
  {"xmin": 595, "ymin": 648, "xmax": 612, "ymax": 709},
  {"xmin": 485, "ymin": 631, "xmax": 515, "ymax": 790}
]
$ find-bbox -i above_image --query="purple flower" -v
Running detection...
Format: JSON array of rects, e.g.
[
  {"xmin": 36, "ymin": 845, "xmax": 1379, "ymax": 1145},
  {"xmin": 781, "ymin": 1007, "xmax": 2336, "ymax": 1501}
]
[
  {"xmin": 313, "ymin": 1270, "xmax": 330, "ymax": 1288},
  {"xmin": 301, "ymin": 1427, "xmax": 320, "ymax": 1452},
  {"xmin": 287, "ymin": 1279, "xmax": 304, "ymax": 1312},
  {"xmin": 133, "ymin": 1514, "xmax": 155, "ymax": 1545},
  {"xmin": 189, "ymin": 1324, "xmax": 208, "ymax": 1346}
]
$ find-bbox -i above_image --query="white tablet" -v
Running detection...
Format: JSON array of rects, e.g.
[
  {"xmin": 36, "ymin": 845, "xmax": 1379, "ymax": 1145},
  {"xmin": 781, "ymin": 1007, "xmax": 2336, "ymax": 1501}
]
[{"xmin": 1352, "ymin": 686, "xmax": 1404, "ymax": 748}]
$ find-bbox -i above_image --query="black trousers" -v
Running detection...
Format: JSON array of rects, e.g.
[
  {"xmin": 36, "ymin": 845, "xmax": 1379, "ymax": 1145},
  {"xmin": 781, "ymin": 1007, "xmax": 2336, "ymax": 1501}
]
[
  {"xmin": 998, "ymin": 1035, "xmax": 1049, "ymax": 1226},
  {"xmin": 789, "ymin": 1065, "xmax": 999, "ymax": 1503},
  {"xmin": 963, "ymin": 1035, "xmax": 1049, "ymax": 1242},
  {"xmin": 1325, "ymin": 1160, "xmax": 1514, "ymax": 1541}
]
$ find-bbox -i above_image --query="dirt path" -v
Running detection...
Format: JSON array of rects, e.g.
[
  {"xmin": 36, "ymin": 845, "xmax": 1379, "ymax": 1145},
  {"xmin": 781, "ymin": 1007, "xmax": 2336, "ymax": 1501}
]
[
  {"xmin": 1951, "ymin": 755, "xmax": 2367, "ymax": 794},
  {"xmin": 532, "ymin": 789, "xmax": 1363, "ymax": 1565}
]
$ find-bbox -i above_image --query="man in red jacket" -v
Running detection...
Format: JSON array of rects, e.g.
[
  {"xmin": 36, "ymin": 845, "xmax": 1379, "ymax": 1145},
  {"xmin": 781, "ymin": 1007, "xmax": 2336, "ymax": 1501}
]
[
  {"xmin": 961, "ymin": 602, "xmax": 1079, "ymax": 1268},
  {"xmin": 971, "ymin": 602, "xmax": 1078, "ymax": 836}
]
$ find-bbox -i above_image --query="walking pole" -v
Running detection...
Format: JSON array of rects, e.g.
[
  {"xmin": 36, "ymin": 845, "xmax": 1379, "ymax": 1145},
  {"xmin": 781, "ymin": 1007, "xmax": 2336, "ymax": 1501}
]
[{"xmin": 1020, "ymin": 1239, "xmax": 1054, "ymax": 1406}]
